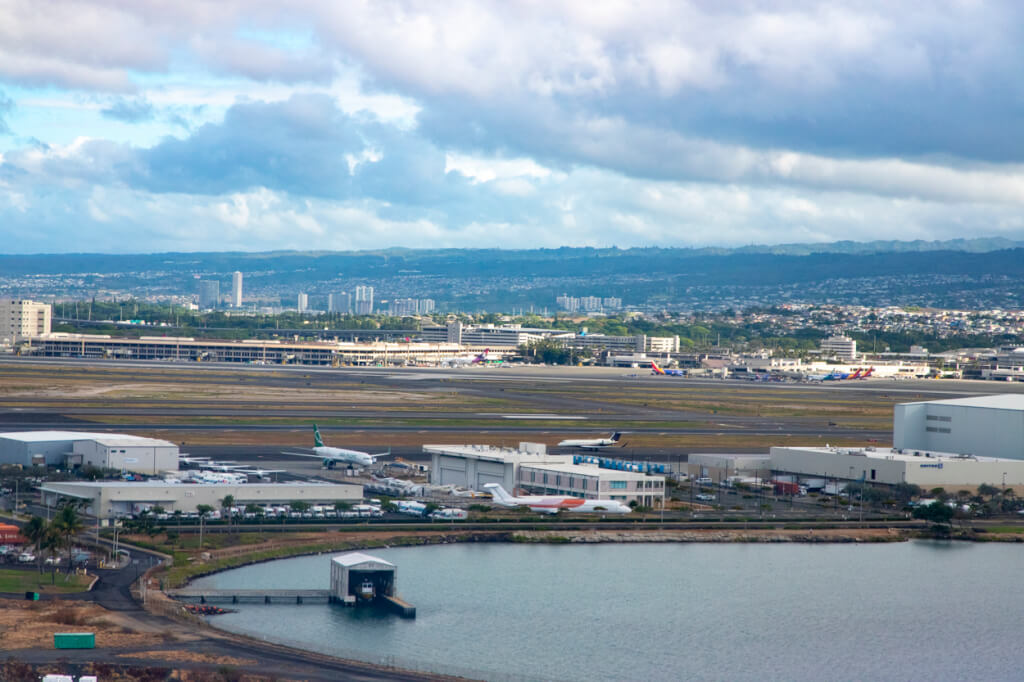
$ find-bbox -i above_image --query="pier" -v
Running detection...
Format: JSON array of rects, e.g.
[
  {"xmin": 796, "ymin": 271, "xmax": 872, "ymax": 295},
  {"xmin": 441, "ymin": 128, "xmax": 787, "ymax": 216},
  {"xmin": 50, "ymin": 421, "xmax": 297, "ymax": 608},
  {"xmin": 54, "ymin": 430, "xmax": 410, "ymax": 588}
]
[
  {"xmin": 170, "ymin": 551, "xmax": 415, "ymax": 617},
  {"xmin": 168, "ymin": 589, "xmax": 331, "ymax": 605}
]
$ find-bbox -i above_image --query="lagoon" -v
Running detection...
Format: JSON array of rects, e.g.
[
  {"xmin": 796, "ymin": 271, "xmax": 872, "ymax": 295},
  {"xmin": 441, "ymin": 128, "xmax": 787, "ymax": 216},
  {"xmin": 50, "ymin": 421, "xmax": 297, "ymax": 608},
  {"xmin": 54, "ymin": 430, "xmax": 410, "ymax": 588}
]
[{"xmin": 190, "ymin": 541, "xmax": 1024, "ymax": 681}]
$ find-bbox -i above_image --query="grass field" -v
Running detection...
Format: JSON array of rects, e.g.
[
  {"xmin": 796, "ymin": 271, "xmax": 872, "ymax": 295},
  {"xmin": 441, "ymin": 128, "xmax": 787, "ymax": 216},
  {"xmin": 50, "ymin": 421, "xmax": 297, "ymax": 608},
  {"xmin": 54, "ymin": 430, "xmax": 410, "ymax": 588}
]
[{"xmin": 0, "ymin": 568, "xmax": 92, "ymax": 594}]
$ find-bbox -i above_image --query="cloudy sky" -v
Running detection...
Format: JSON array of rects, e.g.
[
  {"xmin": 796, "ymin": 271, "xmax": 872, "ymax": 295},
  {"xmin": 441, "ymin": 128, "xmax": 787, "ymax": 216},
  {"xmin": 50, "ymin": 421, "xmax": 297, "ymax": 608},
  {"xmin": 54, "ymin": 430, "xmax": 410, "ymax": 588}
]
[{"xmin": 1, "ymin": 1, "xmax": 1023, "ymax": 253}]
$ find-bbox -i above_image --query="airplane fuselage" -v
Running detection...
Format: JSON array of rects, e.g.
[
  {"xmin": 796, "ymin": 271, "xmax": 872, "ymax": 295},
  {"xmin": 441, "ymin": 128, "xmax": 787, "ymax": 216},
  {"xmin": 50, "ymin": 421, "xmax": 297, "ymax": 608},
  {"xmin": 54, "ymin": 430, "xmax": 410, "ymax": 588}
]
[{"xmin": 313, "ymin": 445, "xmax": 374, "ymax": 468}]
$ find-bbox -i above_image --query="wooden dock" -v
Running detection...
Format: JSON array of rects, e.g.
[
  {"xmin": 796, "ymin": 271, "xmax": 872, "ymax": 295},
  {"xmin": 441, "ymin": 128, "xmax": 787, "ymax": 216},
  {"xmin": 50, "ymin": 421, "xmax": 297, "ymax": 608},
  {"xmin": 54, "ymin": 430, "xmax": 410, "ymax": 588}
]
[{"xmin": 381, "ymin": 595, "xmax": 416, "ymax": 618}]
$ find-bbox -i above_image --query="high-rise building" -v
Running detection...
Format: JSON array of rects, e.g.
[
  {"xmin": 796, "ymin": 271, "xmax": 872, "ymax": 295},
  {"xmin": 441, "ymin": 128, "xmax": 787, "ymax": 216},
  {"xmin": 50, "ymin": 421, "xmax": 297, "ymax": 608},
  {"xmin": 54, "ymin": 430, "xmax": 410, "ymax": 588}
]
[
  {"xmin": 231, "ymin": 271, "xmax": 243, "ymax": 307},
  {"xmin": 329, "ymin": 292, "xmax": 352, "ymax": 314},
  {"xmin": 820, "ymin": 335, "xmax": 857, "ymax": 360},
  {"xmin": 297, "ymin": 292, "xmax": 308, "ymax": 313},
  {"xmin": 354, "ymin": 286, "xmax": 374, "ymax": 315},
  {"xmin": 0, "ymin": 300, "xmax": 51, "ymax": 344},
  {"xmin": 198, "ymin": 280, "xmax": 220, "ymax": 309}
]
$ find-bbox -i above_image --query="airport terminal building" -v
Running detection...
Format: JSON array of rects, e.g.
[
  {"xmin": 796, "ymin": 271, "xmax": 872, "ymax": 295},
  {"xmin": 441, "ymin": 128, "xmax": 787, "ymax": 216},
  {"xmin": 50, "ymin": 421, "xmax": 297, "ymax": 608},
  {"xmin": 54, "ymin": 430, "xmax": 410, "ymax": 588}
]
[
  {"xmin": 894, "ymin": 394, "xmax": 1024, "ymax": 460},
  {"xmin": 0, "ymin": 431, "xmax": 179, "ymax": 474},
  {"xmin": 40, "ymin": 480, "xmax": 363, "ymax": 519}
]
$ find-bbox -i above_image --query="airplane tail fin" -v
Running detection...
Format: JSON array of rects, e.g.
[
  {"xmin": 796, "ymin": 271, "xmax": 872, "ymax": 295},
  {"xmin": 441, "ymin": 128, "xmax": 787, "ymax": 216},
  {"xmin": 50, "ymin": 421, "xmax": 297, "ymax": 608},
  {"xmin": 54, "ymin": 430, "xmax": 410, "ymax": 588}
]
[
  {"xmin": 610, "ymin": 432, "xmax": 622, "ymax": 442},
  {"xmin": 313, "ymin": 424, "xmax": 324, "ymax": 448},
  {"xmin": 483, "ymin": 483, "xmax": 514, "ymax": 504}
]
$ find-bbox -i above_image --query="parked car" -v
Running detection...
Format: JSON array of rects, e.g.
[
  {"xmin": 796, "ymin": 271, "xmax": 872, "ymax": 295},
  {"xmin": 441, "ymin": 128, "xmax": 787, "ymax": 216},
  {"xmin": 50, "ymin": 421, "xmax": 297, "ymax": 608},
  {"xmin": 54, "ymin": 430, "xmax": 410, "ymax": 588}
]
[
  {"xmin": 695, "ymin": 493, "xmax": 715, "ymax": 502},
  {"xmin": 18, "ymin": 552, "xmax": 35, "ymax": 563}
]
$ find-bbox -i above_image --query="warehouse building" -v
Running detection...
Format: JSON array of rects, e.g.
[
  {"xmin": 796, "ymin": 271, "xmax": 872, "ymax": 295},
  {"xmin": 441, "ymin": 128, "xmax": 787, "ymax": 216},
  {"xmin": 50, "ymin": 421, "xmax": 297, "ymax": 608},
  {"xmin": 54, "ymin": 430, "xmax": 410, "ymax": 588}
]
[
  {"xmin": 424, "ymin": 443, "xmax": 571, "ymax": 491},
  {"xmin": 39, "ymin": 480, "xmax": 363, "ymax": 519},
  {"xmin": 894, "ymin": 394, "xmax": 1024, "ymax": 461},
  {"xmin": 687, "ymin": 454, "xmax": 771, "ymax": 483},
  {"xmin": 0, "ymin": 431, "xmax": 179, "ymax": 474},
  {"xmin": 770, "ymin": 446, "xmax": 1024, "ymax": 491}
]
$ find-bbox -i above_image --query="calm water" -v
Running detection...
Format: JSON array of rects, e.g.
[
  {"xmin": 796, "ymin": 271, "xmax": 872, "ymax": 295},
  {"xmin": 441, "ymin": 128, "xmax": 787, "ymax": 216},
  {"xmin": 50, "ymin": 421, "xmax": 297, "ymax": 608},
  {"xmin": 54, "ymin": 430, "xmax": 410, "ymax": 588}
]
[{"xmin": 190, "ymin": 541, "xmax": 1024, "ymax": 681}]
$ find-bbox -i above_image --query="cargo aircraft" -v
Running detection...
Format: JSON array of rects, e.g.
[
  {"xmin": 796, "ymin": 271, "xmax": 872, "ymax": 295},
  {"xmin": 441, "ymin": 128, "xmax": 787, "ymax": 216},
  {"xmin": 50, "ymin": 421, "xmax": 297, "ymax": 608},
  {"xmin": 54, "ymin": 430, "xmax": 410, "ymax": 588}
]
[
  {"xmin": 483, "ymin": 483, "xmax": 632, "ymax": 515},
  {"xmin": 557, "ymin": 433, "xmax": 624, "ymax": 450},
  {"xmin": 282, "ymin": 425, "xmax": 389, "ymax": 468}
]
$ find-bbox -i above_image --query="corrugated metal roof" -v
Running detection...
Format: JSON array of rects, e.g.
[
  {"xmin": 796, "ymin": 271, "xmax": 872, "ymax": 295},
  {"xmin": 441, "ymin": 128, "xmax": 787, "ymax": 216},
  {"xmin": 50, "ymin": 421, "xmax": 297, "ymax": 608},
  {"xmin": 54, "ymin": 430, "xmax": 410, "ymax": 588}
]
[
  {"xmin": 0, "ymin": 430, "xmax": 176, "ymax": 447},
  {"xmin": 1, "ymin": 431, "xmax": 165, "ymax": 444},
  {"xmin": 331, "ymin": 552, "xmax": 395, "ymax": 568}
]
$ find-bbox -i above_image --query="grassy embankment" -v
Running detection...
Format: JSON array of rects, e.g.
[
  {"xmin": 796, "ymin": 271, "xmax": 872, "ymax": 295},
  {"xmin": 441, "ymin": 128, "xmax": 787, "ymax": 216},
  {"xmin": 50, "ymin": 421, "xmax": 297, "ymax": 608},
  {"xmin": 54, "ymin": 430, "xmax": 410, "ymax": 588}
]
[{"xmin": 0, "ymin": 568, "xmax": 92, "ymax": 593}]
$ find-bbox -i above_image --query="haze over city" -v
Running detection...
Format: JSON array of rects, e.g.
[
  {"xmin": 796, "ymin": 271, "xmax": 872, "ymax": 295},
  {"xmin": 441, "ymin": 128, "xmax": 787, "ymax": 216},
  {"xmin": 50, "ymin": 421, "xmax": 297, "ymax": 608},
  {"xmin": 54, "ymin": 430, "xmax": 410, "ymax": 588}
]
[{"xmin": 2, "ymin": 1, "xmax": 1024, "ymax": 253}]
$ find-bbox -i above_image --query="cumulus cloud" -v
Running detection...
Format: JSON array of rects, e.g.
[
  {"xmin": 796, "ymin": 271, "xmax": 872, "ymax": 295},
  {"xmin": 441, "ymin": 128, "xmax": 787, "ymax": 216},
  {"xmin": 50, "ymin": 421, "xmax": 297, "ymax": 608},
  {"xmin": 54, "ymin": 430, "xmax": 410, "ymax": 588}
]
[{"xmin": 3, "ymin": 1, "xmax": 1024, "ymax": 251}]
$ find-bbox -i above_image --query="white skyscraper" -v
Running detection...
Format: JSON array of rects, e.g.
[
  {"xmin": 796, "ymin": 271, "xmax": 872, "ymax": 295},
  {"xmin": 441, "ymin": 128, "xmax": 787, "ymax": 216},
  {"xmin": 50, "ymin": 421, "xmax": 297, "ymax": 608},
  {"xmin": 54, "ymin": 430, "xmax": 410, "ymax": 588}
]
[
  {"xmin": 231, "ymin": 271, "xmax": 243, "ymax": 307},
  {"xmin": 354, "ymin": 286, "xmax": 374, "ymax": 315},
  {"xmin": 297, "ymin": 292, "xmax": 308, "ymax": 313}
]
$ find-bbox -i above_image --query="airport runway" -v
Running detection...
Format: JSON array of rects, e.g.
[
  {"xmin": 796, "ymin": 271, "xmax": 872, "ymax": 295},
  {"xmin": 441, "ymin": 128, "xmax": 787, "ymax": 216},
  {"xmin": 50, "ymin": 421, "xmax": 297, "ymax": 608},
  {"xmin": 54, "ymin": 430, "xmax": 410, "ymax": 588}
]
[{"xmin": 0, "ymin": 356, "xmax": 1010, "ymax": 457}]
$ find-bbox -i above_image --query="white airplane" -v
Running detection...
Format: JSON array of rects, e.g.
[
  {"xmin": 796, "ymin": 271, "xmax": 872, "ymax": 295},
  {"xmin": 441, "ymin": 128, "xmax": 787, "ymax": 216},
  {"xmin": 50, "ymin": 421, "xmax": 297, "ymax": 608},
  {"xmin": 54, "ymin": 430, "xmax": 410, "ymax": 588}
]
[
  {"xmin": 282, "ymin": 425, "xmax": 389, "ymax": 469},
  {"xmin": 440, "ymin": 349, "xmax": 493, "ymax": 367},
  {"xmin": 431, "ymin": 507, "xmax": 468, "ymax": 520},
  {"xmin": 229, "ymin": 466, "xmax": 286, "ymax": 481},
  {"xmin": 396, "ymin": 500, "xmax": 428, "ymax": 516},
  {"xmin": 557, "ymin": 432, "xmax": 624, "ymax": 450},
  {"xmin": 483, "ymin": 483, "xmax": 632, "ymax": 515}
]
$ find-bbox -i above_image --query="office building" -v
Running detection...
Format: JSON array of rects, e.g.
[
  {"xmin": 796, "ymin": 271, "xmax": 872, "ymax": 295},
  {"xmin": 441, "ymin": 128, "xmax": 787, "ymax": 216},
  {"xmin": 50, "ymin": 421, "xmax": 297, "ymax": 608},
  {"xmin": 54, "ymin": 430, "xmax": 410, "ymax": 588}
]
[
  {"xmin": 198, "ymin": 280, "xmax": 220, "ymax": 309},
  {"xmin": 231, "ymin": 271, "xmax": 243, "ymax": 307},
  {"xmin": 0, "ymin": 299, "xmax": 51, "ymax": 344},
  {"xmin": 354, "ymin": 286, "xmax": 374, "ymax": 315},
  {"xmin": 329, "ymin": 292, "xmax": 352, "ymax": 314},
  {"xmin": 424, "ymin": 443, "xmax": 664, "ymax": 506},
  {"xmin": 297, "ymin": 292, "xmax": 308, "ymax": 313}
]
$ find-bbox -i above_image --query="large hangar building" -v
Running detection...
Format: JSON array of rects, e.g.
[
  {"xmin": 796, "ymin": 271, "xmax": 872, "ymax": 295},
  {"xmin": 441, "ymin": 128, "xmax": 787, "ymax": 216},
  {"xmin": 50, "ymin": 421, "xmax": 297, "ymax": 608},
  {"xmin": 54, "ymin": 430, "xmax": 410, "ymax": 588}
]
[
  {"xmin": 40, "ymin": 480, "xmax": 363, "ymax": 519},
  {"xmin": 894, "ymin": 394, "xmax": 1024, "ymax": 461},
  {"xmin": 0, "ymin": 431, "xmax": 179, "ymax": 474}
]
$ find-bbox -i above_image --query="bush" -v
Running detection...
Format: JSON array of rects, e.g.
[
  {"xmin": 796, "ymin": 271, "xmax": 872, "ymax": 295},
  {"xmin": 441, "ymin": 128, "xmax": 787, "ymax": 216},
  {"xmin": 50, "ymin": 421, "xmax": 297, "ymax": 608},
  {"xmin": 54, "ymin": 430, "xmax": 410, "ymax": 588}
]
[{"xmin": 52, "ymin": 606, "xmax": 86, "ymax": 625}]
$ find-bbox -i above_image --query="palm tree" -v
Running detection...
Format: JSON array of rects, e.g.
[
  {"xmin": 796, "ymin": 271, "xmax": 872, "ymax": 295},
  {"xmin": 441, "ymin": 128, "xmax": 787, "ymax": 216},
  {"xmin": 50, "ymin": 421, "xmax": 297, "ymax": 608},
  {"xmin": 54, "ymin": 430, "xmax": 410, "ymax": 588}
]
[
  {"xmin": 196, "ymin": 504, "xmax": 214, "ymax": 549},
  {"xmin": 52, "ymin": 504, "xmax": 84, "ymax": 571},
  {"xmin": 220, "ymin": 495, "xmax": 235, "ymax": 533},
  {"xmin": 22, "ymin": 516, "xmax": 50, "ymax": 574}
]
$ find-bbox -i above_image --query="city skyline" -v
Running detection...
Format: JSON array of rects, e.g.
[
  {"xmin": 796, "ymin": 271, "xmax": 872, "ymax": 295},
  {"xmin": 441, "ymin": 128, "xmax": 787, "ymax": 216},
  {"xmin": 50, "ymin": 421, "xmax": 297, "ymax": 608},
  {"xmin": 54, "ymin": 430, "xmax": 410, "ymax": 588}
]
[{"xmin": 2, "ymin": 2, "xmax": 1024, "ymax": 253}]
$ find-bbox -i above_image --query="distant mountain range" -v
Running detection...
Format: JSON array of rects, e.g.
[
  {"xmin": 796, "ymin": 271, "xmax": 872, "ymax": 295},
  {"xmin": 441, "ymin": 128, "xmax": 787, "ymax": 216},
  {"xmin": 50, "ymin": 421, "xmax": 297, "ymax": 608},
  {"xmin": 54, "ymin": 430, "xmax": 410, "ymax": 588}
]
[{"xmin": 2, "ymin": 238, "xmax": 1023, "ymax": 311}]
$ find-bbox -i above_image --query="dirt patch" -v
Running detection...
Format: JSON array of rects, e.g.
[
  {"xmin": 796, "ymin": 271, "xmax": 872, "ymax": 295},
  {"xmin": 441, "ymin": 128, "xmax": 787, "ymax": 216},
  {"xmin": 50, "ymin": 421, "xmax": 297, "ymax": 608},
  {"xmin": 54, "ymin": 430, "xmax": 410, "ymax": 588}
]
[{"xmin": 0, "ymin": 601, "xmax": 165, "ymax": 650}]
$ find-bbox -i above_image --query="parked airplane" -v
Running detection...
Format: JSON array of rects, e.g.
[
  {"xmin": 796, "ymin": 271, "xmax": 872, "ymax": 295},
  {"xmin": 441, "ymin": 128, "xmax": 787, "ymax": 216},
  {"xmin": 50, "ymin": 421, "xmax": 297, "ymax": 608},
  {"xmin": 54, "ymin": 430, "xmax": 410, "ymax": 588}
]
[
  {"xmin": 557, "ymin": 433, "xmax": 623, "ymax": 450},
  {"xmin": 651, "ymin": 361, "xmax": 684, "ymax": 376},
  {"xmin": 431, "ymin": 507, "xmax": 469, "ymax": 520},
  {"xmin": 396, "ymin": 500, "xmax": 428, "ymax": 516},
  {"xmin": 483, "ymin": 483, "xmax": 632, "ymax": 515},
  {"xmin": 441, "ymin": 349, "xmax": 492, "ymax": 367},
  {"xmin": 281, "ymin": 425, "xmax": 389, "ymax": 468},
  {"xmin": 229, "ymin": 466, "xmax": 286, "ymax": 481}
]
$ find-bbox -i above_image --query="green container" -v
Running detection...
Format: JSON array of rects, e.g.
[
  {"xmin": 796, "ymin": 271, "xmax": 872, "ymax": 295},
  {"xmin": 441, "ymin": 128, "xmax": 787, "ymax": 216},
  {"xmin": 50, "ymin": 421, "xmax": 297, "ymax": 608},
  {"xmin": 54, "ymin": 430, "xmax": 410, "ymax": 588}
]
[{"xmin": 54, "ymin": 632, "xmax": 95, "ymax": 649}]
